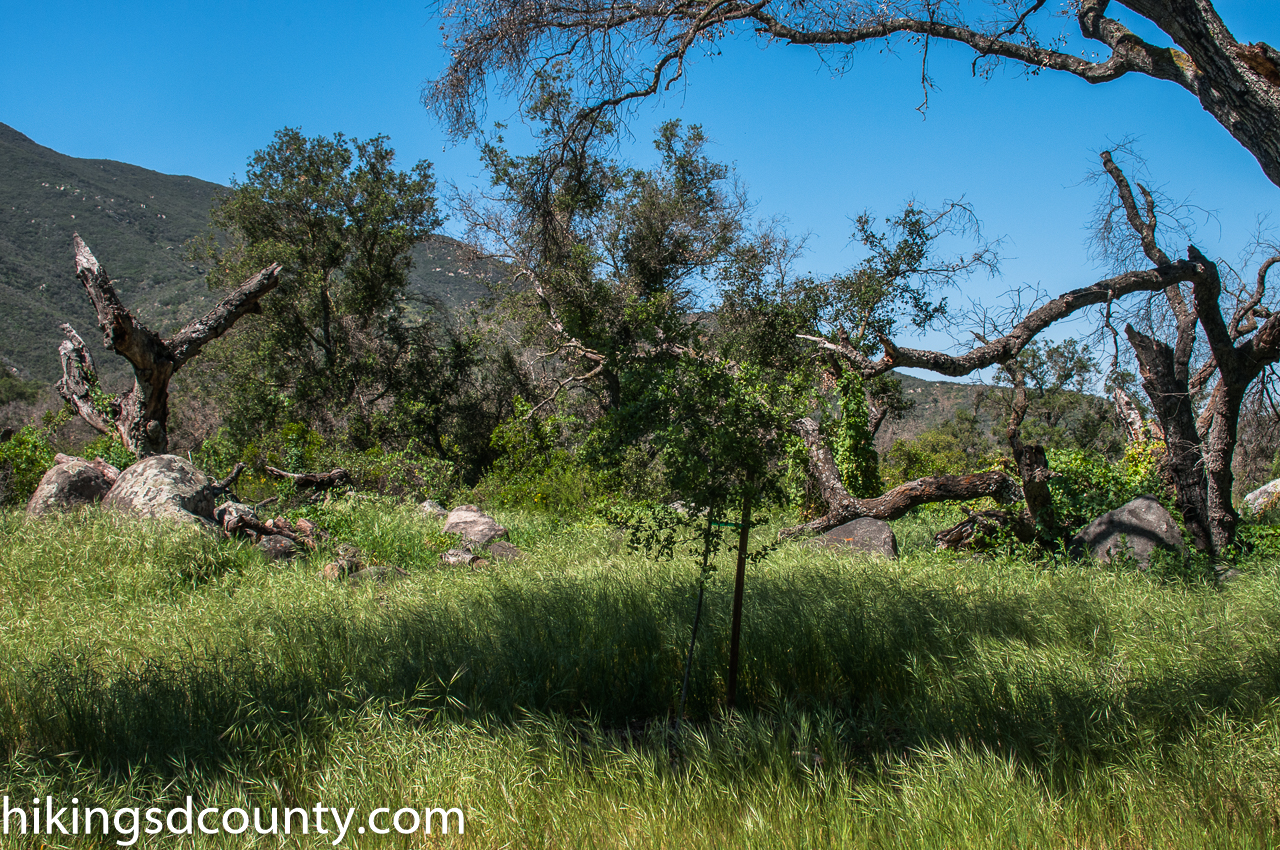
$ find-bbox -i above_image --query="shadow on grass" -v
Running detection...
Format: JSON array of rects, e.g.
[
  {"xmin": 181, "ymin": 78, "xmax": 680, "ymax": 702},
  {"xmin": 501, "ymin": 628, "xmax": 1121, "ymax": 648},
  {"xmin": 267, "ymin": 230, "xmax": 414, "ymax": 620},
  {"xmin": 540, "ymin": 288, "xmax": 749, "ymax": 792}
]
[{"xmin": 4, "ymin": 565, "xmax": 1276, "ymax": 783}]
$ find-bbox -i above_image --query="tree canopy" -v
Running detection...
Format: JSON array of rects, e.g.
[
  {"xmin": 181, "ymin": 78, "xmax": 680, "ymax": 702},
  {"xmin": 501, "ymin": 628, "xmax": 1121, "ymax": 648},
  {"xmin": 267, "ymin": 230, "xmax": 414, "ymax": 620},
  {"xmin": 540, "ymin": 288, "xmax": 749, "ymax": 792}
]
[{"xmin": 426, "ymin": 0, "xmax": 1280, "ymax": 189}]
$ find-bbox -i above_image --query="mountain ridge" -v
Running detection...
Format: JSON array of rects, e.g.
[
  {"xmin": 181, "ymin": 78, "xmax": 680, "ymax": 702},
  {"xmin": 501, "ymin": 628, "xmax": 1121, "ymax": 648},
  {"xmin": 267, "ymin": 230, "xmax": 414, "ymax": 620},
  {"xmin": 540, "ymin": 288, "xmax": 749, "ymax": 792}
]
[{"xmin": 0, "ymin": 122, "xmax": 500, "ymax": 385}]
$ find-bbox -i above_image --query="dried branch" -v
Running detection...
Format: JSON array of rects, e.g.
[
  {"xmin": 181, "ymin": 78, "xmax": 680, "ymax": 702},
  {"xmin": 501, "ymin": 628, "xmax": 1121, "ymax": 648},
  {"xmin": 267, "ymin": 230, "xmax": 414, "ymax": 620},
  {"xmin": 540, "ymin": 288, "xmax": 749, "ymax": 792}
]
[{"xmin": 54, "ymin": 324, "xmax": 113, "ymax": 436}]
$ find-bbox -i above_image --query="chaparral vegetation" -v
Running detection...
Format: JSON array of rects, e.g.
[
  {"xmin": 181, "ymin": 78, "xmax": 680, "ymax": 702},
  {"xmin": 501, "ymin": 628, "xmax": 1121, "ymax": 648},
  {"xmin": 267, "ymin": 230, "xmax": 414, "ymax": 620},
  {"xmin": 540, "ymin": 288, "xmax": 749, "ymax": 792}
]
[{"xmin": 5, "ymin": 0, "xmax": 1280, "ymax": 846}]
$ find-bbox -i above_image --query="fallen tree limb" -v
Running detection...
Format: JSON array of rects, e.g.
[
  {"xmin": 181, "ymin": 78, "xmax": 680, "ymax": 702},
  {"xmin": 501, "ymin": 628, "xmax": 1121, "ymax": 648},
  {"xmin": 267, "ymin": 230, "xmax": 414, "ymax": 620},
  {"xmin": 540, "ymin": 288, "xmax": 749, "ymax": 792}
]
[
  {"xmin": 263, "ymin": 466, "xmax": 352, "ymax": 491},
  {"xmin": 782, "ymin": 417, "xmax": 1020, "ymax": 538},
  {"xmin": 212, "ymin": 462, "xmax": 248, "ymax": 496}
]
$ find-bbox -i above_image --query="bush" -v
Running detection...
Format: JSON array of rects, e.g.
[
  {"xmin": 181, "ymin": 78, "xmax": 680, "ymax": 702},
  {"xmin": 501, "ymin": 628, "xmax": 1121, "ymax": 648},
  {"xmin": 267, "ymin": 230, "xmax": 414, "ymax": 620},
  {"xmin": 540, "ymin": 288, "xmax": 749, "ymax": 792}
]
[
  {"xmin": 79, "ymin": 432, "xmax": 137, "ymax": 473},
  {"xmin": 191, "ymin": 424, "xmax": 459, "ymax": 505},
  {"xmin": 881, "ymin": 427, "xmax": 996, "ymax": 488},
  {"xmin": 1047, "ymin": 439, "xmax": 1165, "ymax": 533},
  {"xmin": 0, "ymin": 425, "xmax": 56, "ymax": 506},
  {"xmin": 475, "ymin": 401, "xmax": 606, "ymax": 514}
]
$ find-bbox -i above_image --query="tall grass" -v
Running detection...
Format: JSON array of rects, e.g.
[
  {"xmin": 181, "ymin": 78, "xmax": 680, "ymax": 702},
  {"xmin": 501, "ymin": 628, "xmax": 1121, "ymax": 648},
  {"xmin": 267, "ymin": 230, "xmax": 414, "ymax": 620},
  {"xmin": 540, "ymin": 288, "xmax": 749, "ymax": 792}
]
[{"xmin": 2, "ymin": 501, "xmax": 1280, "ymax": 846}]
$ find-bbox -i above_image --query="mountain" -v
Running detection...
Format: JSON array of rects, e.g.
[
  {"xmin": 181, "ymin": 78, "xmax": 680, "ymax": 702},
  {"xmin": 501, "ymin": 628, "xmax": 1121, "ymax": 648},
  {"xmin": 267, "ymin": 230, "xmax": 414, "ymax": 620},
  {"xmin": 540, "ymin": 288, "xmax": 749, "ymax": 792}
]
[{"xmin": 0, "ymin": 123, "xmax": 503, "ymax": 385}]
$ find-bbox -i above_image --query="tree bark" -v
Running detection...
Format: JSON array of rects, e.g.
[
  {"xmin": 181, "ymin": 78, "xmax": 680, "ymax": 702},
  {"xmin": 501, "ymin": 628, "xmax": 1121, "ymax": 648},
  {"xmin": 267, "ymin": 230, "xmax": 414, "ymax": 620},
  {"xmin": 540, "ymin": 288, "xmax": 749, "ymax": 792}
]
[
  {"xmin": 263, "ymin": 465, "xmax": 352, "ymax": 491},
  {"xmin": 58, "ymin": 235, "xmax": 281, "ymax": 458},
  {"xmin": 782, "ymin": 416, "xmax": 1020, "ymax": 538},
  {"xmin": 55, "ymin": 324, "xmax": 115, "ymax": 436},
  {"xmin": 1113, "ymin": 387, "xmax": 1163, "ymax": 442},
  {"xmin": 1124, "ymin": 324, "xmax": 1215, "ymax": 553},
  {"xmin": 1188, "ymin": 246, "xmax": 1280, "ymax": 553}
]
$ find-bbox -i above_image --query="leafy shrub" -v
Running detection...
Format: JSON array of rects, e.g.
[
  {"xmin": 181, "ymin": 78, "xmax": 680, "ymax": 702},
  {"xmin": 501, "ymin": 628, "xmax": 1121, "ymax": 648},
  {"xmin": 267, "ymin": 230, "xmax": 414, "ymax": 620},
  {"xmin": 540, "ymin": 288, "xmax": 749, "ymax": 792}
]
[
  {"xmin": 191, "ymin": 423, "xmax": 458, "ymax": 504},
  {"xmin": 881, "ymin": 427, "xmax": 995, "ymax": 488},
  {"xmin": 0, "ymin": 425, "xmax": 56, "ymax": 506},
  {"xmin": 1047, "ymin": 439, "xmax": 1165, "ymax": 533},
  {"xmin": 831, "ymin": 372, "xmax": 881, "ymax": 497},
  {"xmin": 475, "ymin": 400, "xmax": 606, "ymax": 514},
  {"xmin": 78, "ymin": 432, "xmax": 136, "ymax": 472}
]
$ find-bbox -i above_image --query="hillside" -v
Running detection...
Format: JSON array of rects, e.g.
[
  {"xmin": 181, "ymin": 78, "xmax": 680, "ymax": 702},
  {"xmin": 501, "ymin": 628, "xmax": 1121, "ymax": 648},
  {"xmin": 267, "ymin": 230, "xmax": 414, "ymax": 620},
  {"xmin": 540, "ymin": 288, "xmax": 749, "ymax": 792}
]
[
  {"xmin": 0, "ymin": 123, "xmax": 503, "ymax": 385},
  {"xmin": 875, "ymin": 372, "xmax": 996, "ymax": 451}
]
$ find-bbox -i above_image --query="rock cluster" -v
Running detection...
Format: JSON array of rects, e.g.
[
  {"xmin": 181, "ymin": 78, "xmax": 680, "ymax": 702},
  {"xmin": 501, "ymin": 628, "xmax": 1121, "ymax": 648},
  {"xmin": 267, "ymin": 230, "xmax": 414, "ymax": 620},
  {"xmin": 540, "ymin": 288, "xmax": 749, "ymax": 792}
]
[
  {"xmin": 437, "ymin": 504, "xmax": 524, "ymax": 566},
  {"xmin": 319, "ymin": 542, "xmax": 408, "ymax": 585}
]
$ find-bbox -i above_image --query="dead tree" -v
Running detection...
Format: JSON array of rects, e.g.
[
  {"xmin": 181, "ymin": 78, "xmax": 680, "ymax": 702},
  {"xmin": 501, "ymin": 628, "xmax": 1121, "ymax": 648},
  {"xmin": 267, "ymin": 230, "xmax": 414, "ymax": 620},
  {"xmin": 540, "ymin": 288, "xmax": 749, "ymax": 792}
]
[
  {"xmin": 783, "ymin": 256, "xmax": 1204, "ymax": 539},
  {"xmin": 786, "ymin": 151, "xmax": 1280, "ymax": 557},
  {"xmin": 1098, "ymin": 154, "xmax": 1280, "ymax": 555},
  {"xmin": 56, "ymin": 235, "xmax": 282, "ymax": 458}
]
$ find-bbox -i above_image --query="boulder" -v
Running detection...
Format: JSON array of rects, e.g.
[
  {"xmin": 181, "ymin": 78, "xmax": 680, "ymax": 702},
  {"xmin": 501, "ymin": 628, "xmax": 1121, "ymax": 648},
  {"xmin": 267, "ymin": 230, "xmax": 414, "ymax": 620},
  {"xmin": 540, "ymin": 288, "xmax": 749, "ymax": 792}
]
[
  {"xmin": 258, "ymin": 535, "xmax": 297, "ymax": 561},
  {"xmin": 1070, "ymin": 494, "xmax": 1187, "ymax": 569},
  {"xmin": 441, "ymin": 548, "xmax": 481, "ymax": 566},
  {"xmin": 1243, "ymin": 478, "xmax": 1280, "ymax": 516},
  {"xmin": 487, "ymin": 540, "xmax": 525, "ymax": 561},
  {"xmin": 26, "ymin": 459, "xmax": 115, "ymax": 516},
  {"xmin": 443, "ymin": 504, "xmax": 508, "ymax": 546},
  {"xmin": 320, "ymin": 543, "xmax": 365, "ymax": 580},
  {"xmin": 420, "ymin": 499, "xmax": 448, "ymax": 519},
  {"xmin": 55, "ymin": 453, "xmax": 121, "ymax": 485},
  {"xmin": 102, "ymin": 454, "xmax": 219, "ymax": 531},
  {"xmin": 814, "ymin": 518, "xmax": 898, "ymax": 559}
]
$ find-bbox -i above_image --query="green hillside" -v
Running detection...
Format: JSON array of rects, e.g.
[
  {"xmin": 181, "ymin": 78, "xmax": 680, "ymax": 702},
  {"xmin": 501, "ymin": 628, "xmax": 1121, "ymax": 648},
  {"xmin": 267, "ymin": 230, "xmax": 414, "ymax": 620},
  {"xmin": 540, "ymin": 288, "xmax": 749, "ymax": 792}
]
[
  {"xmin": 0, "ymin": 123, "xmax": 503, "ymax": 386},
  {"xmin": 0, "ymin": 123, "xmax": 221, "ymax": 385}
]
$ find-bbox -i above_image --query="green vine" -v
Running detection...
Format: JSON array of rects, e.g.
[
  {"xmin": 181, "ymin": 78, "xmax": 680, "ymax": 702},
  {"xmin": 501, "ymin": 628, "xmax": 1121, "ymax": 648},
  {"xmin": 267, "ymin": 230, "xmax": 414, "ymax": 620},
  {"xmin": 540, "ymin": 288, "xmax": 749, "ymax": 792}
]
[{"xmin": 831, "ymin": 371, "xmax": 882, "ymax": 498}]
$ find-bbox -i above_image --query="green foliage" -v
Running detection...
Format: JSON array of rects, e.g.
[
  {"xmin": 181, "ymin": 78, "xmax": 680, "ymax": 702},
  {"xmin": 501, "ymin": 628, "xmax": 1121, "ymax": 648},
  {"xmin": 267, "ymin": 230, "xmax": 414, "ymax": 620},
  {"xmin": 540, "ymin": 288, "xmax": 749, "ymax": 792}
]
[
  {"xmin": 0, "ymin": 424, "xmax": 56, "ymax": 506},
  {"xmin": 991, "ymin": 339, "xmax": 1126, "ymax": 456},
  {"xmin": 0, "ymin": 371, "xmax": 39, "ymax": 406},
  {"xmin": 590, "ymin": 351, "xmax": 805, "ymax": 516},
  {"xmin": 474, "ymin": 399, "xmax": 605, "ymax": 513},
  {"xmin": 881, "ymin": 412, "xmax": 1000, "ymax": 488},
  {"xmin": 194, "ymin": 127, "xmax": 447, "ymax": 446},
  {"xmin": 477, "ymin": 82, "xmax": 751, "ymax": 412},
  {"xmin": 193, "ymin": 423, "xmax": 458, "ymax": 504},
  {"xmin": 830, "ymin": 371, "xmax": 881, "ymax": 497},
  {"xmin": 1046, "ymin": 439, "xmax": 1166, "ymax": 533},
  {"xmin": 78, "ymin": 432, "xmax": 137, "ymax": 472}
]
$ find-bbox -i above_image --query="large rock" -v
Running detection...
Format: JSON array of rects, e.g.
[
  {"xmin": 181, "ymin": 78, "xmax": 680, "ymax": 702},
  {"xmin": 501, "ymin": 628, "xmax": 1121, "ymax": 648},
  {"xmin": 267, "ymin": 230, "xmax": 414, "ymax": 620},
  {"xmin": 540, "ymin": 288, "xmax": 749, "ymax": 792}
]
[
  {"xmin": 1244, "ymin": 478, "xmax": 1280, "ymax": 516},
  {"xmin": 1070, "ymin": 494, "xmax": 1187, "ymax": 569},
  {"xmin": 26, "ymin": 459, "xmax": 115, "ymax": 516},
  {"xmin": 102, "ymin": 454, "xmax": 219, "ymax": 531},
  {"xmin": 419, "ymin": 499, "xmax": 448, "ymax": 519},
  {"xmin": 443, "ymin": 504, "xmax": 508, "ymax": 546},
  {"xmin": 815, "ymin": 518, "xmax": 898, "ymax": 559}
]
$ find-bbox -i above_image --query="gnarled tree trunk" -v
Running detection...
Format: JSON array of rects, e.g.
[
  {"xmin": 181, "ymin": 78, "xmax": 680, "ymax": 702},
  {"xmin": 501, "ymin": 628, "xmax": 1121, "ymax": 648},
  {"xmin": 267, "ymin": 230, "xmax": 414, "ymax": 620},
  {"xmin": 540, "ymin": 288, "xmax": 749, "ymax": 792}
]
[
  {"xmin": 781, "ymin": 416, "xmax": 1021, "ymax": 539},
  {"xmin": 56, "ymin": 235, "xmax": 281, "ymax": 458}
]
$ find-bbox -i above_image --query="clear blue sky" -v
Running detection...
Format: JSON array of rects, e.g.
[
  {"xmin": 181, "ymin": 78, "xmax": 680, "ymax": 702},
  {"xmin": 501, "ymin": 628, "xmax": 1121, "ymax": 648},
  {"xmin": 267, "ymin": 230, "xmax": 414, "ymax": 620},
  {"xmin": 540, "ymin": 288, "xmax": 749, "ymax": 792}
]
[{"xmin": 4, "ymin": 0, "xmax": 1279, "ymax": 354}]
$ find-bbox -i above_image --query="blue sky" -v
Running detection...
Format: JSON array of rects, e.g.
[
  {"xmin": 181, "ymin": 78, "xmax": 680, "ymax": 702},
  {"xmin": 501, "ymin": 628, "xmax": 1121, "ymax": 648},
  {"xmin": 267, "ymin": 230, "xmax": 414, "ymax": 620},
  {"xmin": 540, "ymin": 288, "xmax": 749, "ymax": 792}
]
[{"xmin": 4, "ymin": 0, "xmax": 1279, "ymax": 355}]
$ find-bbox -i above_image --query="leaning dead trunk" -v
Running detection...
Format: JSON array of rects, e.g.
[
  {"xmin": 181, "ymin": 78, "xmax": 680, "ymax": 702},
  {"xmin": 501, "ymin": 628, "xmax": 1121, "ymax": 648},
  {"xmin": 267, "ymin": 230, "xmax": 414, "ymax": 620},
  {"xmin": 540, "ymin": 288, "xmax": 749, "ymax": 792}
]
[
  {"xmin": 1124, "ymin": 325, "xmax": 1215, "ymax": 554},
  {"xmin": 56, "ymin": 235, "xmax": 281, "ymax": 457}
]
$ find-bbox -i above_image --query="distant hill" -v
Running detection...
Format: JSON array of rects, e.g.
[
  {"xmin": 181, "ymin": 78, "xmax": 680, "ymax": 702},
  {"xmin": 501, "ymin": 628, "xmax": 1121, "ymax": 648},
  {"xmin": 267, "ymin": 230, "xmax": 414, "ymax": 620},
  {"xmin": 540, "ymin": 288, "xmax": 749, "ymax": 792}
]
[
  {"xmin": 875, "ymin": 372, "xmax": 995, "ymax": 451},
  {"xmin": 0, "ymin": 123, "xmax": 505, "ymax": 385}
]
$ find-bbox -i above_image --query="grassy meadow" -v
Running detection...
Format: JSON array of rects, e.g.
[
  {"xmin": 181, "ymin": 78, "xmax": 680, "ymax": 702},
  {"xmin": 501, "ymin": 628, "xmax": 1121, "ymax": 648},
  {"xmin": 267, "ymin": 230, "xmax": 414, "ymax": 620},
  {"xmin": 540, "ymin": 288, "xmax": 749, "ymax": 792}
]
[{"xmin": 3, "ymin": 498, "xmax": 1280, "ymax": 847}]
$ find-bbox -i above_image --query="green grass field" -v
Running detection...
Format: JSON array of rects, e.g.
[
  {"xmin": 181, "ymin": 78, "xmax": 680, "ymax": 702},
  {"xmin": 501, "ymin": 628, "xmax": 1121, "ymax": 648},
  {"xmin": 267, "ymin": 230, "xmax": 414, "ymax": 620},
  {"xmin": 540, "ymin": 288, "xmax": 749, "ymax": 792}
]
[{"xmin": 3, "ymin": 499, "xmax": 1280, "ymax": 847}]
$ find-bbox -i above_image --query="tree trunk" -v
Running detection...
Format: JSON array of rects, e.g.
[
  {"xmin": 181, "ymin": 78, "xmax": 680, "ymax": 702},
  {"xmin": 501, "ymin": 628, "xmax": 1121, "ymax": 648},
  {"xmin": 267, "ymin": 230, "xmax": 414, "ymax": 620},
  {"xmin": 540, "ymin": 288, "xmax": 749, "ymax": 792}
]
[
  {"xmin": 58, "ymin": 235, "xmax": 281, "ymax": 458},
  {"xmin": 1124, "ymin": 325, "xmax": 1215, "ymax": 553},
  {"xmin": 782, "ymin": 417, "xmax": 1021, "ymax": 538}
]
